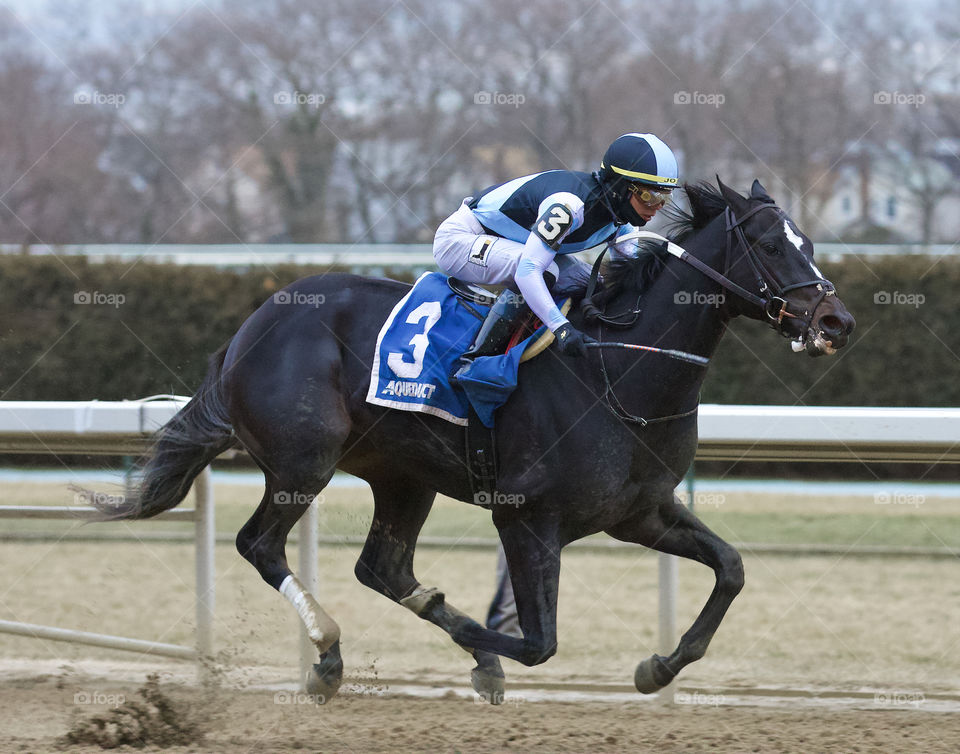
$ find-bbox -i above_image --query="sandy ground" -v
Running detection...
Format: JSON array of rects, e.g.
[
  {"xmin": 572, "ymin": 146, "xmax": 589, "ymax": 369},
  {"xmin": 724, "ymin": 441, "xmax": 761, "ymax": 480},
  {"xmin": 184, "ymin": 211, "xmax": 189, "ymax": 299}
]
[
  {"xmin": 1, "ymin": 538, "xmax": 958, "ymax": 693},
  {"xmin": 1, "ymin": 670, "xmax": 959, "ymax": 753},
  {"xmin": 2, "ymin": 480, "xmax": 959, "ymax": 751}
]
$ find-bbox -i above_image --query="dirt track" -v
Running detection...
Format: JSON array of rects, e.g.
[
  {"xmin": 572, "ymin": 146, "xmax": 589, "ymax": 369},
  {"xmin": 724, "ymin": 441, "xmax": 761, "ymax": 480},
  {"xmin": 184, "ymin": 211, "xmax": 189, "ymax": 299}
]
[{"xmin": 2, "ymin": 671, "xmax": 959, "ymax": 753}]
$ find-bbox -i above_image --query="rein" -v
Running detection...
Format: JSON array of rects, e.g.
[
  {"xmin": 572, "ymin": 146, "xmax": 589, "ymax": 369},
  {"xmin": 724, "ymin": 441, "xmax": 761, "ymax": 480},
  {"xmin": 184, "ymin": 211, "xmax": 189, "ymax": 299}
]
[
  {"xmin": 581, "ymin": 248, "xmax": 704, "ymax": 427},
  {"xmin": 580, "ymin": 202, "xmax": 837, "ymax": 426},
  {"xmin": 589, "ymin": 204, "xmax": 837, "ymax": 336}
]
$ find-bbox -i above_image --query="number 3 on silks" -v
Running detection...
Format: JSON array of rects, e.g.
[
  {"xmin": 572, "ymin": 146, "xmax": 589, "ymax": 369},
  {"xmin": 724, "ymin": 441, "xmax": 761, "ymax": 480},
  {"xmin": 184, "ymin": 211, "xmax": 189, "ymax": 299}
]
[
  {"xmin": 387, "ymin": 301, "xmax": 442, "ymax": 379},
  {"xmin": 534, "ymin": 203, "xmax": 573, "ymax": 249}
]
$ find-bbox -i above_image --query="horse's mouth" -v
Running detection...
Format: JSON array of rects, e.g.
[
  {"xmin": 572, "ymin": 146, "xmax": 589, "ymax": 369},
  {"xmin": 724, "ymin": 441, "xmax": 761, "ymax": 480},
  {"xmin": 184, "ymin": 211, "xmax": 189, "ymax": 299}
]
[{"xmin": 790, "ymin": 329, "xmax": 837, "ymax": 357}]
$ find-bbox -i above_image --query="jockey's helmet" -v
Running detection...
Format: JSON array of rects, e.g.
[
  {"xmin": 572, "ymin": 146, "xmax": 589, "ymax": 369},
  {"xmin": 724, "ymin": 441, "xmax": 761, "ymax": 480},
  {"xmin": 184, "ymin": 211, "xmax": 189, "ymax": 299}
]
[{"xmin": 599, "ymin": 133, "xmax": 679, "ymax": 225}]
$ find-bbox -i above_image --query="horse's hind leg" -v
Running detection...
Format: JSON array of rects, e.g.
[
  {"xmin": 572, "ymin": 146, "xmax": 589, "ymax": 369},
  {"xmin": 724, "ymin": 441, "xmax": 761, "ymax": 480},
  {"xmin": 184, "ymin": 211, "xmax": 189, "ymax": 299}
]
[
  {"xmin": 606, "ymin": 493, "xmax": 744, "ymax": 694},
  {"xmin": 236, "ymin": 475, "xmax": 343, "ymax": 700},
  {"xmin": 354, "ymin": 478, "xmax": 507, "ymax": 702}
]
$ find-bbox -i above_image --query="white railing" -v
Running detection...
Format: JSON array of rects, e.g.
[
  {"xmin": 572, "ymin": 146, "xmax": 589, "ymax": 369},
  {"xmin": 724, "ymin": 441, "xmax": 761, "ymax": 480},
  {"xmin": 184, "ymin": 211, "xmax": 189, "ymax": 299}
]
[
  {"xmin": 0, "ymin": 398, "xmax": 217, "ymax": 678},
  {"xmin": 0, "ymin": 397, "xmax": 321, "ymax": 686},
  {"xmin": 1, "ymin": 400, "xmax": 958, "ymax": 694}
]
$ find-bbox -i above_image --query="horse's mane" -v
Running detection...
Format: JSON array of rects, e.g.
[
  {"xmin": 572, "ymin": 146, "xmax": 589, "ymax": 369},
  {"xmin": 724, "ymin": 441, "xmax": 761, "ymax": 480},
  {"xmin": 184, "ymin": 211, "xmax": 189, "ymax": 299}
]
[{"xmin": 602, "ymin": 181, "xmax": 728, "ymax": 294}]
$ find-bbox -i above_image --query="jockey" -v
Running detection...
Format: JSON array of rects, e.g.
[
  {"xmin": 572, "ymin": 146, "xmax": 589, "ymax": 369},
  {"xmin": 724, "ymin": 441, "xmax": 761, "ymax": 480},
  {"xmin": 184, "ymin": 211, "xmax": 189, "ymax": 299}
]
[{"xmin": 433, "ymin": 133, "xmax": 678, "ymax": 369}]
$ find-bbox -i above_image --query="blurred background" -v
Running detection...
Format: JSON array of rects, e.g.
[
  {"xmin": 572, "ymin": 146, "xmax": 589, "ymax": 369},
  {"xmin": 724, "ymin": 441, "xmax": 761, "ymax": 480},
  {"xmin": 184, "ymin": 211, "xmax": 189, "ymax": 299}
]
[
  {"xmin": 0, "ymin": 0, "xmax": 957, "ymax": 245},
  {"xmin": 1, "ymin": 0, "xmax": 957, "ymax": 436}
]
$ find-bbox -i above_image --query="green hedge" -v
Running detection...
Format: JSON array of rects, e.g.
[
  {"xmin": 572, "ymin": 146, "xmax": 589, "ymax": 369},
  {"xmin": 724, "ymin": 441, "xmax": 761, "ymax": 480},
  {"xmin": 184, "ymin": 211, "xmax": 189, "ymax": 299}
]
[
  {"xmin": 1, "ymin": 254, "xmax": 957, "ymax": 407},
  {"xmin": 704, "ymin": 256, "xmax": 958, "ymax": 407}
]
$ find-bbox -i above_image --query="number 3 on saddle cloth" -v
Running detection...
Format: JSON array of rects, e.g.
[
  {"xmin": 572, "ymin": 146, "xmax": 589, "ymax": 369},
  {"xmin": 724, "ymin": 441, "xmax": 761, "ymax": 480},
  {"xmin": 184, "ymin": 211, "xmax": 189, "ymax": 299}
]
[{"xmin": 366, "ymin": 271, "xmax": 570, "ymax": 428}]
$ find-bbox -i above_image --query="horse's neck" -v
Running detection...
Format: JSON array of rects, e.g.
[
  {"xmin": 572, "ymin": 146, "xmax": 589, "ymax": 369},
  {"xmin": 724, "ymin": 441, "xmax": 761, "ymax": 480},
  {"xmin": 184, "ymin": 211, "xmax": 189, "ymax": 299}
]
[
  {"xmin": 609, "ymin": 225, "xmax": 731, "ymax": 413},
  {"xmin": 637, "ymin": 225, "xmax": 730, "ymax": 357}
]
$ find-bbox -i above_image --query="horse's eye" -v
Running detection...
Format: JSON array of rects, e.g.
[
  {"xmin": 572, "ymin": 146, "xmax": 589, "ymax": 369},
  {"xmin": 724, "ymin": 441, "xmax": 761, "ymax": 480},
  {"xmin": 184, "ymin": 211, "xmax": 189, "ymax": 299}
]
[{"xmin": 762, "ymin": 243, "xmax": 780, "ymax": 256}]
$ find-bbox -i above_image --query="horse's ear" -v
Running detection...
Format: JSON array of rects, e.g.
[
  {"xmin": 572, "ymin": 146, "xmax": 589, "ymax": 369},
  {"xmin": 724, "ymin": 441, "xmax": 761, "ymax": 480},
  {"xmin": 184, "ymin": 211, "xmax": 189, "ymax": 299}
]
[
  {"xmin": 750, "ymin": 179, "xmax": 775, "ymax": 204},
  {"xmin": 716, "ymin": 176, "xmax": 750, "ymax": 215}
]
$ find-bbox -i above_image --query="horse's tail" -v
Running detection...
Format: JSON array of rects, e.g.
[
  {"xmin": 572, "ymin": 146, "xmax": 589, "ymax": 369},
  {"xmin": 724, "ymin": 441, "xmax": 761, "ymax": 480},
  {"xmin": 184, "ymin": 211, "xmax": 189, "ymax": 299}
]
[{"xmin": 80, "ymin": 342, "xmax": 237, "ymax": 520}]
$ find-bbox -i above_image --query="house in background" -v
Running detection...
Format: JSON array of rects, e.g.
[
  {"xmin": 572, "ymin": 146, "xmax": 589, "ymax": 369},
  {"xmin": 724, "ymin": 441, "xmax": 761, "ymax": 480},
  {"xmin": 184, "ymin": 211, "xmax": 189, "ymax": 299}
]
[{"xmin": 818, "ymin": 141, "xmax": 960, "ymax": 244}]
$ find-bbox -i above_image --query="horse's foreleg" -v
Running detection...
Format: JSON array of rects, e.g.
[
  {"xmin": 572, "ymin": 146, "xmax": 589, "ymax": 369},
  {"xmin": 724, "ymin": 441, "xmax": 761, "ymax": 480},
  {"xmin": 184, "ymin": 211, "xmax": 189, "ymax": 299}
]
[{"xmin": 606, "ymin": 495, "xmax": 744, "ymax": 694}]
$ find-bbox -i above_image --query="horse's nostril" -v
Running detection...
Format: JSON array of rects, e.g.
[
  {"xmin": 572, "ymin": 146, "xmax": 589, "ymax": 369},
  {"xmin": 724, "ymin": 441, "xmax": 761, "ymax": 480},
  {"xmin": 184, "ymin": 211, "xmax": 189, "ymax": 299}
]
[{"xmin": 819, "ymin": 315, "xmax": 844, "ymax": 337}]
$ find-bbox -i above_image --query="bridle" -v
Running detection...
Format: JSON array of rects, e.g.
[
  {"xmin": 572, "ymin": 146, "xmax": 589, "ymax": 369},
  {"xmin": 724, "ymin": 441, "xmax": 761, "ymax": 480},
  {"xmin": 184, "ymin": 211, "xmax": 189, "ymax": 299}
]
[
  {"xmin": 583, "ymin": 202, "xmax": 836, "ymax": 337},
  {"xmin": 722, "ymin": 203, "xmax": 836, "ymax": 335},
  {"xmin": 581, "ymin": 201, "xmax": 837, "ymax": 426}
]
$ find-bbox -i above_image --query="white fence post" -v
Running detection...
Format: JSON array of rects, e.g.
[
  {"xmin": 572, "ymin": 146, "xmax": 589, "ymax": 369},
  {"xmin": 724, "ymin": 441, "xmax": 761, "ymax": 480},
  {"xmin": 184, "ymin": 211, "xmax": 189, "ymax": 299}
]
[
  {"xmin": 658, "ymin": 552, "xmax": 678, "ymax": 702},
  {"xmin": 194, "ymin": 466, "xmax": 215, "ymax": 683},
  {"xmin": 298, "ymin": 498, "xmax": 320, "ymax": 690}
]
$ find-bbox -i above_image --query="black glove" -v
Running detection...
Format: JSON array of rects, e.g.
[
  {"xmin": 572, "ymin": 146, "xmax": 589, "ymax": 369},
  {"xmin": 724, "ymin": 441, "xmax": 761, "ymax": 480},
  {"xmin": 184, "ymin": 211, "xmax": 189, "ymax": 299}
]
[{"xmin": 553, "ymin": 323, "xmax": 595, "ymax": 358}]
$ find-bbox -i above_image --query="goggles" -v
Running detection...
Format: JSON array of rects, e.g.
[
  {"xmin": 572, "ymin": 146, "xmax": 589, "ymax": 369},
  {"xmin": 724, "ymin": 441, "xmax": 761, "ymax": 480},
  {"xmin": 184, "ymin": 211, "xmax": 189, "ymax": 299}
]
[{"xmin": 627, "ymin": 183, "xmax": 672, "ymax": 208}]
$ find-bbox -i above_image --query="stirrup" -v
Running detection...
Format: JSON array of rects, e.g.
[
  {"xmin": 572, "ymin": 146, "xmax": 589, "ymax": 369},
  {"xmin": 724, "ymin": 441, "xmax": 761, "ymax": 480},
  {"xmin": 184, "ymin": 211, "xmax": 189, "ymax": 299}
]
[{"xmin": 447, "ymin": 278, "xmax": 497, "ymax": 306}]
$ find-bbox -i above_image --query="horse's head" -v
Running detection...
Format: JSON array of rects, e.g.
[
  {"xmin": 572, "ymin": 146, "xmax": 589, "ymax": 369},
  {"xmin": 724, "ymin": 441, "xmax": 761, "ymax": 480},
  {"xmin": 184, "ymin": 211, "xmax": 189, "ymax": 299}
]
[{"xmin": 716, "ymin": 178, "xmax": 855, "ymax": 356}]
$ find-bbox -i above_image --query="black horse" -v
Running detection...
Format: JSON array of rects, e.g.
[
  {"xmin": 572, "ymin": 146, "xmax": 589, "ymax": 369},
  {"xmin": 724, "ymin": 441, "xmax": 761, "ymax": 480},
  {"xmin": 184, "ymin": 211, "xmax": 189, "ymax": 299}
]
[{"xmin": 91, "ymin": 179, "xmax": 854, "ymax": 702}]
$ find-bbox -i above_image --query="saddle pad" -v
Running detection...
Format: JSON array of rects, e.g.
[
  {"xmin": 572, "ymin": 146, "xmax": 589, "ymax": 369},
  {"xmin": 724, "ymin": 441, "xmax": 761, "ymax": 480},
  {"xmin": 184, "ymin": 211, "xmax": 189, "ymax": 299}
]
[
  {"xmin": 367, "ymin": 272, "xmax": 479, "ymax": 425},
  {"xmin": 366, "ymin": 272, "xmax": 562, "ymax": 427}
]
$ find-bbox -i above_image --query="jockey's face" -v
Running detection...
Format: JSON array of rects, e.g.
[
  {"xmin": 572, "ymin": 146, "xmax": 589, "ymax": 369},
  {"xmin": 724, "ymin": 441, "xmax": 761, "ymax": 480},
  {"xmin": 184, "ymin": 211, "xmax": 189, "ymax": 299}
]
[{"xmin": 629, "ymin": 191, "xmax": 663, "ymax": 223}]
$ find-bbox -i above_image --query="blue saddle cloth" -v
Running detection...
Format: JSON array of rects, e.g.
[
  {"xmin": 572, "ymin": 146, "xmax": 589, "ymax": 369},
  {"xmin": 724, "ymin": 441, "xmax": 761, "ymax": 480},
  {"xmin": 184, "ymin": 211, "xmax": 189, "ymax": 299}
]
[{"xmin": 366, "ymin": 272, "xmax": 554, "ymax": 427}]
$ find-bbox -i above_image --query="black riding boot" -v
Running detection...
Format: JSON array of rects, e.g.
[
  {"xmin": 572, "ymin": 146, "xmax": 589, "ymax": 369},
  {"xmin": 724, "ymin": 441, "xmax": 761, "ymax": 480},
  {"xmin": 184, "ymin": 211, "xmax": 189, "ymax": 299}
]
[{"xmin": 453, "ymin": 289, "xmax": 529, "ymax": 380}]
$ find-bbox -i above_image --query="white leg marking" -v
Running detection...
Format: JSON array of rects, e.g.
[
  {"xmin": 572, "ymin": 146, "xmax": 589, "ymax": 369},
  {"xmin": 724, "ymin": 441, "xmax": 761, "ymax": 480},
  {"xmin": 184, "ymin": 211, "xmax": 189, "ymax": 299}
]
[{"xmin": 280, "ymin": 574, "xmax": 341, "ymax": 652}]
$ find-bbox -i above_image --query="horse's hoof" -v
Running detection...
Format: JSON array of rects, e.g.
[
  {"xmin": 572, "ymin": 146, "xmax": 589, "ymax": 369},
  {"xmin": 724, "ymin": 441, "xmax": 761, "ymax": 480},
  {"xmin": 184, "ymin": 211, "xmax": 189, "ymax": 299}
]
[
  {"xmin": 471, "ymin": 655, "xmax": 505, "ymax": 705},
  {"xmin": 305, "ymin": 644, "xmax": 344, "ymax": 703},
  {"xmin": 634, "ymin": 655, "xmax": 674, "ymax": 694}
]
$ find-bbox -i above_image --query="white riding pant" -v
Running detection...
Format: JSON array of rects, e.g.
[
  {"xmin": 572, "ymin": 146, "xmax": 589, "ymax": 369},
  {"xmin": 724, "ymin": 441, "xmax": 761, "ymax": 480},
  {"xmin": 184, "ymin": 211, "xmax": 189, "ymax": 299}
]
[{"xmin": 433, "ymin": 200, "xmax": 591, "ymax": 296}]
